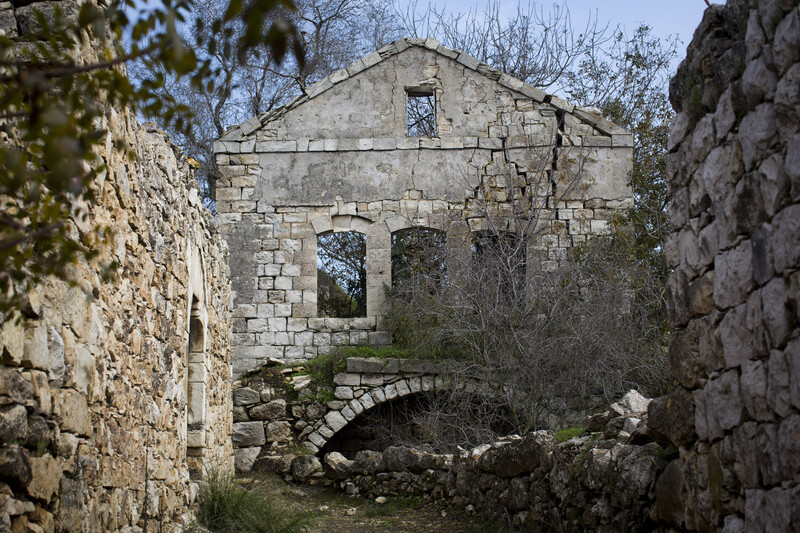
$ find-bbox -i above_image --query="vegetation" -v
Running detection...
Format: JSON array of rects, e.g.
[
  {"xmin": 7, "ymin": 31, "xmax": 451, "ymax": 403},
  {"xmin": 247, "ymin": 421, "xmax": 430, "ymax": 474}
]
[
  {"xmin": 554, "ymin": 427, "xmax": 585, "ymax": 443},
  {"xmin": 0, "ymin": 0, "xmax": 301, "ymax": 315},
  {"xmin": 194, "ymin": 469, "xmax": 307, "ymax": 533}
]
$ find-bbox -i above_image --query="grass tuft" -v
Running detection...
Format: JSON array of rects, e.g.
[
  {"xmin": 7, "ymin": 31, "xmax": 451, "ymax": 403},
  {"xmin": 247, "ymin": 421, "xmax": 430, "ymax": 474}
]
[
  {"xmin": 195, "ymin": 469, "xmax": 306, "ymax": 533},
  {"xmin": 554, "ymin": 426, "xmax": 584, "ymax": 443}
]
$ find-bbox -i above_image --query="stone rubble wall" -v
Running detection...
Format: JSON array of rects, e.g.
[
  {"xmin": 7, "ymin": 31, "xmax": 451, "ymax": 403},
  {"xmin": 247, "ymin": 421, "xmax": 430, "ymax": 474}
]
[
  {"xmin": 214, "ymin": 39, "xmax": 634, "ymax": 378},
  {"xmin": 320, "ymin": 391, "xmax": 669, "ymax": 531},
  {"xmin": 0, "ymin": 2, "xmax": 233, "ymax": 531},
  {"xmin": 650, "ymin": 0, "xmax": 800, "ymax": 530}
]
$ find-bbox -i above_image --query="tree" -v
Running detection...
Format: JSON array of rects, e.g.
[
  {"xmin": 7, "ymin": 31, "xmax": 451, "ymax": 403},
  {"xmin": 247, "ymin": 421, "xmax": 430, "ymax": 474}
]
[
  {"xmin": 129, "ymin": 0, "xmax": 402, "ymax": 203},
  {"xmin": 566, "ymin": 25, "xmax": 678, "ymax": 281},
  {"xmin": 383, "ymin": 137, "xmax": 670, "ymax": 445},
  {"xmin": 0, "ymin": 0, "xmax": 301, "ymax": 315},
  {"xmin": 398, "ymin": 0, "xmax": 611, "ymax": 92}
]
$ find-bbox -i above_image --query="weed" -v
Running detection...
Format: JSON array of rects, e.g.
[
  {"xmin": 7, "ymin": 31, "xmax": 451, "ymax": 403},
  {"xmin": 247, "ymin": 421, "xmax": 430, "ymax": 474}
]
[
  {"xmin": 554, "ymin": 426, "xmax": 584, "ymax": 443},
  {"xmin": 195, "ymin": 468, "xmax": 307, "ymax": 533}
]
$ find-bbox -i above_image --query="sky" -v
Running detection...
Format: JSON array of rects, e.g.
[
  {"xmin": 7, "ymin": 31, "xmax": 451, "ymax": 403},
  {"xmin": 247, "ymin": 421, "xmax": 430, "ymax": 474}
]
[{"xmin": 401, "ymin": 0, "xmax": 711, "ymax": 73}]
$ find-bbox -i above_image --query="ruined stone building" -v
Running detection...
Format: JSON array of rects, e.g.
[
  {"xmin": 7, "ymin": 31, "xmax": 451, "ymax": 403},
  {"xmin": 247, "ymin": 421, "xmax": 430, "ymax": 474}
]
[{"xmin": 214, "ymin": 38, "xmax": 634, "ymax": 377}]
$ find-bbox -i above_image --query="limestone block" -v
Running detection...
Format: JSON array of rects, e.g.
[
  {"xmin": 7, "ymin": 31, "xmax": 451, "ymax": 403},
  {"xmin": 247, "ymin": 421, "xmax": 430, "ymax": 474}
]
[
  {"xmin": 186, "ymin": 429, "xmax": 206, "ymax": 448},
  {"xmin": 778, "ymin": 414, "xmax": 800, "ymax": 480},
  {"xmin": 739, "ymin": 104, "xmax": 778, "ymax": 171},
  {"xmin": 713, "ymin": 240, "xmax": 754, "ymax": 310},
  {"xmin": 234, "ymin": 447, "xmax": 261, "ymax": 473},
  {"xmin": 308, "ymin": 431, "xmax": 326, "ymax": 448},
  {"xmin": 705, "ymin": 371, "xmax": 745, "ymax": 438},
  {"xmin": 340, "ymin": 406, "xmax": 355, "ymax": 421},
  {"xmin": 266, "ymin": 421, "xmax": 292, "ymax": 442},
  {"xmin": 359, "ymin": 393, "xmax": 375, "ymax": 411},
  {"xmin": 249, "ymin": 400, "xmax": 286, "ymax": 421},
  {"xmin": 232, "ymin": 422, "xmax": 266, "ymax": 447},
  {"xmin": 318, "ymin": 424, "xmax": 334, "ymax": 439},
  {"xmin": 0, "ymin": 405, "xmax": 27, "ymax": 446},
  {"xmin": 0, "ymin": 318, "xmax": 23, "ymax": 365},
  {"xmin": 772, "ymin": 204, "xmax": 800, "ymax": 272},
  {"xmin": 334, "ymin": 387, "xmax": 353, "ymax": 400},
  {"xmin": 52, "ymin": 389, "xmax": 91, "ymax": 437},
  {"xmin": 233, "ymin": 387, "xmax": 261, "ymax": 406},
  {"xmin": 773, "ymin": 8, "xmax": 800, "ymax": 74},
  {"xmin": 740, "ymin": 359, "xmax": 771, "ymax": 421},
  {"xmin": 324, "ymin": 411, "xmax": 347, "ymax": 433},
  {"xmin": 333, "ymin": 373, "xmax": 360, "ymax": 386},
  {"xmin": 22, "ymin": 324, "xmax": 48, "ymax": 371}
]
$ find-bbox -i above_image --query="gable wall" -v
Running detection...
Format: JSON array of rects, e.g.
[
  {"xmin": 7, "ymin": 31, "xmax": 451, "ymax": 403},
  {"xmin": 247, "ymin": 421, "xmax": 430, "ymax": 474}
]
[{"xmin": 214, "ymin": 40, "xmax": 633, "ymax": 377}]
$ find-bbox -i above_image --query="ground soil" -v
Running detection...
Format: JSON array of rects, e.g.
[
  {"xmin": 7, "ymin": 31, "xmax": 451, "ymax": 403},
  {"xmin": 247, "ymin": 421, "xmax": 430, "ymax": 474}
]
[{"xmin": 238, "ymin": 473, "xmax": 510, "ymax": 533}]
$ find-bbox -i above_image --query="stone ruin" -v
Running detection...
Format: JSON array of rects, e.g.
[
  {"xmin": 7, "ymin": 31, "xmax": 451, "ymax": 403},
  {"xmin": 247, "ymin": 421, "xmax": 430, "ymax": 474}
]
[
  {"xmin": 212, "ymin": 37, "xmax": 635, "ymax": 377},
  {"xmin": 0, "ymin": 0, "xmax": 799, "ymax": 531}
]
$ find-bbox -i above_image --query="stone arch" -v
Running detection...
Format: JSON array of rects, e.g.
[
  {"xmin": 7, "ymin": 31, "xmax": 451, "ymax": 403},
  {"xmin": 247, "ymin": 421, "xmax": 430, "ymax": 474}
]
[
  {"xmin": 303, "ymin": 375, "xmax": 454, "ymax": 453},
  {"xmin": 311, "ymin": 214, "xmax": 373, "ymax": 235}
]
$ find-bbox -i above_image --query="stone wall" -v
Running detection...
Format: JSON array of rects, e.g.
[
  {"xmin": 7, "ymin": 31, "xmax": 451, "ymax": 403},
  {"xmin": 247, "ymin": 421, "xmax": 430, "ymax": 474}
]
[
  {"xmin": 651, "ymin": 0, "xmax": 800, "ymax": 530},
  {"xmin": 232, "ymin": 357, "xmax": 457, "ymax": 470},
  {"xmin": 0, "ymin": 2, "xmax": 233, "ymax": 530},
  {"xmin": 214, "ymin": 38, "xmax": 634, "ymax": 377},
  {"xmin": 321, "ymin": 391, "xmax": 666, "ymax": 531}
]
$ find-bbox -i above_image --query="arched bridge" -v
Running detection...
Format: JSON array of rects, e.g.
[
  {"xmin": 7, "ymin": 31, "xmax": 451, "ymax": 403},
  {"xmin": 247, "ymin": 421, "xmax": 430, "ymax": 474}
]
[{"xmin": 303, "ymin": 357, "xmax": 456, "ymax": 453}]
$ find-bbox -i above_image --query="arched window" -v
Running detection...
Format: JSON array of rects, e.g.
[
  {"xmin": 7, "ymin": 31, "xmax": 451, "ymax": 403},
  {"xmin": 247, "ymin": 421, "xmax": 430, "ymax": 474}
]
[
  {"xmin": 391, "ymin": 227, "xmax": 446, "ymax": 291},
  {"xmin": 317, "ymin": 231, "xmax": 367, "ymax": 318}
]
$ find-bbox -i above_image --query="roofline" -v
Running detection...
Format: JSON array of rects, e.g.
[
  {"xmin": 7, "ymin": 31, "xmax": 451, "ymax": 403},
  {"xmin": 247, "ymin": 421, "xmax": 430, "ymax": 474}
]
[{"xmin": 220, "ymin": 37, "xmax": 628, "ymax": 142}]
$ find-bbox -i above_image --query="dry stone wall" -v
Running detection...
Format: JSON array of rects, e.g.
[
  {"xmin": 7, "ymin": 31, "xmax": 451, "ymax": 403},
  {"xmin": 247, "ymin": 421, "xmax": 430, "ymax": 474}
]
[
  {"xmin": 651, "ymin": 0, "xmax": 800, "ymax": 530},
  {"xmin": 0, "ymin": 2, "xmax": 233, "ymax": 530},
  {"xmin": 214, "ymin": 38, "xmax": 634, "ymax": 377}
]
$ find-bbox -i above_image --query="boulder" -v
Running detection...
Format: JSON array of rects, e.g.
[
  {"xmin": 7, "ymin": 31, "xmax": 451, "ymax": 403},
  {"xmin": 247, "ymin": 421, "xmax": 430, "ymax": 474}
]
[
  {"xmin": 478, "ymin": 431, "xmax": 553, "ymax": 478},
  {"xmin": 612, "ymin": 390, "xmax": 651, "ymax": 416},
  {"xmin": 323, "ymin": 452, "xmax": 353, "ymax": 480},
  {"xmin": 291, "ymin": 455, "xmax": 322, "ymax": 482}
]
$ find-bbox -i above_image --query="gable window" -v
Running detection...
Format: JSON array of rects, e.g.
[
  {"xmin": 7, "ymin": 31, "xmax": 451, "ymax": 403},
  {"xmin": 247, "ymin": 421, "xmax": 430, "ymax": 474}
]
[{"xmin": 406, "ymin": 87, "xmax": 436, "ymax": 137}]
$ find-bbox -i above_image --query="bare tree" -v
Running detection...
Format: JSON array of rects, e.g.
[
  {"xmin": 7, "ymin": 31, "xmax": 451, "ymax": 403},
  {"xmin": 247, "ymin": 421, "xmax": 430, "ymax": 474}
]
[
  {"xmin": 129, "ymin": 0, "xmax": 402, "ymax": 204},
  {"xmin": 397, "ymin": 0, "xmax": 612, "ymax": 91}
]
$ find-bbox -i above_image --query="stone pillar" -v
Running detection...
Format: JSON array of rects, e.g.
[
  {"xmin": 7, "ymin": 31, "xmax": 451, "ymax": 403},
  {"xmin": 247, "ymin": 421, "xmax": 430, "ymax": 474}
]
[{"xmin": 366, "ymin": 221, "xmax": 391, "ymax": 317}]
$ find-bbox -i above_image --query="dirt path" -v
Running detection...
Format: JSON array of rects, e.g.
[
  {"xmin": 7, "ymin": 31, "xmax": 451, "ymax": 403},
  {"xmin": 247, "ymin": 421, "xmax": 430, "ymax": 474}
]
[{"xmin": 238, "ymin": 473, "xmax": 509, "ymax": 533}]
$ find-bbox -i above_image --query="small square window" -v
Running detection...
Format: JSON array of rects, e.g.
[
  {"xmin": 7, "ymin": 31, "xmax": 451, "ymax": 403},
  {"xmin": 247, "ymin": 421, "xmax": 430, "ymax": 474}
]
[{"xmin": 406, "ymin": 88, "xmax": 436, "ymax": 137}]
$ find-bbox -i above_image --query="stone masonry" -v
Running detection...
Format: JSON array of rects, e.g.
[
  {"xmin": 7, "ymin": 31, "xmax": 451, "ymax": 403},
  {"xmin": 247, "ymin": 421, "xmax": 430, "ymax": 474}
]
[
  {"xmin": 649, "ymin": 0, "xmax": 800, "ymax": 530},
  {"xmin": 214, "ymin": 38, "xmax": 634, "ymax": 377},
  {"xmin": 0, "ymin": 1, "xmax": 234, "ymax": 530},
  {"xmin": 232, "ymin": 357, "xmax": 458, "ymax": 469}
]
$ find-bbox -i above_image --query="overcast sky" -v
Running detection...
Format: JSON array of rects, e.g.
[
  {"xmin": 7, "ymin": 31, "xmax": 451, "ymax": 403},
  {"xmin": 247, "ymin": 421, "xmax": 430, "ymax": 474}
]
[{"xmin": 400, "ymin": 0, "xmax": 711, "ymax": 72}]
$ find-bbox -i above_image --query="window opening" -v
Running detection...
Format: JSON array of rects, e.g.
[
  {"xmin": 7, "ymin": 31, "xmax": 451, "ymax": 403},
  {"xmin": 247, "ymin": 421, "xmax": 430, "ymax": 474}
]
[
  {"xmin": 391, "ymin": 228, "xmax": 447, "ymax": 291},
  {"xmin": 406, "ymin": 88, "xmax": 436, "ymax": 137},
  {"xmin": 472, "ymin": 230, "xmax": 527, "ymax": 296},
  {"xmin": 317, "ymin": 231, "xmax": 367, "ymax": 318}
]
